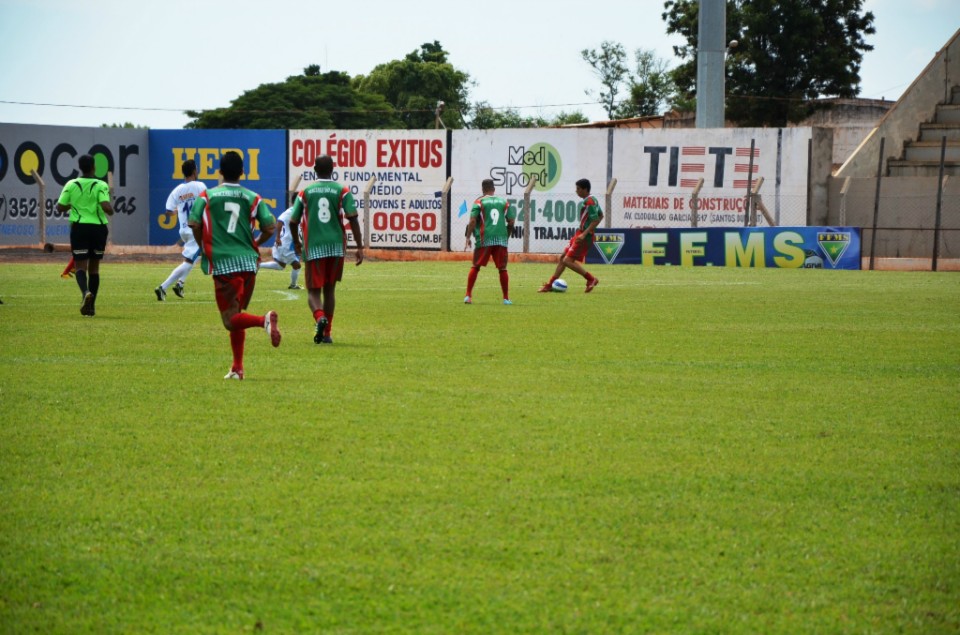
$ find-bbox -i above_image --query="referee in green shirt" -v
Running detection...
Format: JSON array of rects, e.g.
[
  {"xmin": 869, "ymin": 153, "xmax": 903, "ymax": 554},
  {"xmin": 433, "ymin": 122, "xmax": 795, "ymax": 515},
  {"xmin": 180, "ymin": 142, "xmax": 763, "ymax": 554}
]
[{"xmin": 56, "ymin": 154, "xmax": 114, "ymax": 316}]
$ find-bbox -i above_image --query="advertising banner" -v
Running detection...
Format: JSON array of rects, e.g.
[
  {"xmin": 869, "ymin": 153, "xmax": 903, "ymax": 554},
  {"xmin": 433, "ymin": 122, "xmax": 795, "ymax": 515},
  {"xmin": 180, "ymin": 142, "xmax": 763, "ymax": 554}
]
[
  {"xmin": 148, "ymin": 129, "xmax": 287, "ymax": 246},
  {"xmin": 0, "ymin": 123, "xmax": 149, "ymax": 245},
  {"xmin": 288, "ymin": 130, "xmax": 447, "ymax": 250},
  {"xmin": 586, "ymin": 227, "xmax": 861, "ymax": 269},
  {"xmin": 610, "ymin": 128, "xmax": 812, "ymax": 229},
  {"xmin": 450, "ymin": 129, "xmax": 609, "ymax": 253}
]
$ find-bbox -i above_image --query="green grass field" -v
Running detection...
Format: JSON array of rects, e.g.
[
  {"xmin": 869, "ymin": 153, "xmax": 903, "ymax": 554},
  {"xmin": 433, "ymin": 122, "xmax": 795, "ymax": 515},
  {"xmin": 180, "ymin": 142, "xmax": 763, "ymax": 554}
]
[{"xmin": 0, "ymin": 260, "xmax": 958, "ymax": 634}]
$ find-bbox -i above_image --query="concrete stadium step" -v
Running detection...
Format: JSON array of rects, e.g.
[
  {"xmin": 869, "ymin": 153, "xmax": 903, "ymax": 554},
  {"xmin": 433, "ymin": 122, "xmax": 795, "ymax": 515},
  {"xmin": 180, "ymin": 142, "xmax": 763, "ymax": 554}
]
[
  {"xmin": 918, "ymin": 122, "xmax": 960, "ymax": 142},
  {"xmin": 887, "ymin": 158, "xmax": 960, "ymax": 177},
  {"xmin": 903, "ymin": 139, "xmax": 960, "ymax": 161},
  {"xmin": 934, "ymin": 104, "xmax": 960, "ymax": 123}
]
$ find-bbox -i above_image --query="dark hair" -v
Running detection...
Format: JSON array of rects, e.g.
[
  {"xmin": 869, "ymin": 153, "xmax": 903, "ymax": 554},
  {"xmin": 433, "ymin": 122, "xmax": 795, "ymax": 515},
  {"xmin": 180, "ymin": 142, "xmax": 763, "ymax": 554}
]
[
  {"xmin": 78, "ymin": 154, "xmax": 95, "ymax": 174},
  {"xmin": 314, "ymin": 155, "xmax": 334, "ymax": 178},
  {"xmin": 220, "ymin": 151, "xmax": 244, "ymax": 181},
  {"xmin": 575, "ymin": 178, "xmax": 591, "ymax": 192},
  {"xmin": 182, "ymin": 159, "xmax": 197, "ymax": 178},
  {"xmin": 290, "ymin": 191, "xmax": 299, "ymax": 205},
  {"xmin": 481, "ymin": 178, "xmax": 495, "ymax": 193}
]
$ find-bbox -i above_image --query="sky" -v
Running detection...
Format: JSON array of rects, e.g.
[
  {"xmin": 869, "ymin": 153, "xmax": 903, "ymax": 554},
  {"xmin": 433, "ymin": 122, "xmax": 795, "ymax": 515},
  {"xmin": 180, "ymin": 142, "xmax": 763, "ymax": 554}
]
[{"xmin": 0, "ymin": 0, "xmax": 958, "ymax": 129}]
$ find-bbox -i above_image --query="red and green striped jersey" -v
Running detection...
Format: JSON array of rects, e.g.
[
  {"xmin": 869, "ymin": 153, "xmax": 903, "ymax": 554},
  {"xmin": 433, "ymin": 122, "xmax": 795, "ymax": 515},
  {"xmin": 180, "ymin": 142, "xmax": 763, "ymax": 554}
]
[
  {"xmin": 290, "ymin": 179, "xmax": 357, "ymax": 260},
  {"xmin": 189, "ymin": 183, "xmax": 276, "ymax": 275},
  {"xmin": 470, "ymin": 195, "xmax": 515, "ymax": 248},
  {"xmin": 578, "ymin": 195, "xmax": 603, "ymax": 235},
  {"xmin": 57, "ymin": 177, "xmax": 111, "ymax": 224}
]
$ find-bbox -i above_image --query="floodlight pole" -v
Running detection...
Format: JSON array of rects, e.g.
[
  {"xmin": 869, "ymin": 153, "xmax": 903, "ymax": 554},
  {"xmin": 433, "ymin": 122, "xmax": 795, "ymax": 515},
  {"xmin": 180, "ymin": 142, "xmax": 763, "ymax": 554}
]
[{"xmin": 696, "ymin": 0, "xmax": 727, "ymax": 128}]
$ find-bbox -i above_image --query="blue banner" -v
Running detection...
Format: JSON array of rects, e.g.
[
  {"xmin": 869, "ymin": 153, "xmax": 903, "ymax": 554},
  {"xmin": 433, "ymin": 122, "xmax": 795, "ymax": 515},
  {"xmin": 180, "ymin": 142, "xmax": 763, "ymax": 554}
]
[
  {"xmin": 587, "ymin": 227, "xmax": 861, "ymax": 269},
  {"xmin": 147, "ymin": 129, "xmax": 287, "ymax": 246}
]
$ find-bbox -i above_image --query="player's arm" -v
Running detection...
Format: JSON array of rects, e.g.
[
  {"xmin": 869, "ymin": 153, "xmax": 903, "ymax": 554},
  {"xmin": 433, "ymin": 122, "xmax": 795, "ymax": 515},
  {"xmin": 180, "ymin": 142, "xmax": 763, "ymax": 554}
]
[
  {"xmin": 290, "ymin": 195, "xmax": 304, "ymax": 256},
  {"xmin": 576, "ymin": 200, "xmax": 602, "ymax": 243},
  {"xmin": 255, "ymin": 221, "xmax": 276, "ymax": 247},
  {"xmin": 347, "ymin": 214, "xmax": 364, "ymax": 266},
  {"xmin": 289, "ymin": 219, "xmax": 302, "ymax": 256},
  {"xmin": 464, "ymin": 201, "xmax": 481, "ymax": 250},
  {"xmin": 464, "ymin": 217, "xmax": 477, "ymax": 250},
  {"xmin": 253, "ymin": 200, "xmax": 276, "ymax": 248},
  {"xmin": 577, "ymin": 217, "xmax": 602, "ymax": 243},
  {"xmin": 506, "ymin": 201, "xmax": 515, "ymax": 234},
  {"xmin": 56, "ymin": 181, "xmax": 74, "ymax": 213},
  {"xmin": 188, "ymin": 195, "xmax": 206, "ymax": 245},
  {"xmin": 97, "ymin": 182, "xmax": 115, "ymax": 216}
]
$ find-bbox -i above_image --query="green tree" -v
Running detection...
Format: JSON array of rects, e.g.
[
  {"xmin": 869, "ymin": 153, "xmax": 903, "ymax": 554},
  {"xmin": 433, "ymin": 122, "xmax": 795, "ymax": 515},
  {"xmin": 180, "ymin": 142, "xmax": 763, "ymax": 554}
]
[
  {"xmin": 468, "ymin": 103, "xmax": 588, "ymax": 129},
  {"xmin": 550, "ymin": 111, "xmax": 590, "ymax": 126},
  {"xmin": 354, "ymin": 41, "xmax": 471, "ymax": 129},
  {"xmin": 662, "ymin": 0, "xmax": 875, "ymax": 126},
  {"xmin": 616, "ymin": 49, "xmax": 677, "ymax": 118},
  {"xmin": 583, "ymin": 43, "xmax": 676, "ymax": 119},
  {"xmin": 185, "ymin": 65, "xmax": 402, "ymax": 129},
  {"xmin": 581, "ymin": 41, "xmax": 629, "ymax": 119},
  {"xmin": 100, "ymin": 122, "xmax": 147, "ymax": 129}
]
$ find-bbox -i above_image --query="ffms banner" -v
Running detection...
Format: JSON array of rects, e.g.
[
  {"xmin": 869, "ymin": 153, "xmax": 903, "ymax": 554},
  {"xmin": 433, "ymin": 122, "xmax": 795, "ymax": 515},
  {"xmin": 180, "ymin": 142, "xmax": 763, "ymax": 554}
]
[{"xmin": 586, "ymin": 227, "xmax": 861, "ymax": 269}]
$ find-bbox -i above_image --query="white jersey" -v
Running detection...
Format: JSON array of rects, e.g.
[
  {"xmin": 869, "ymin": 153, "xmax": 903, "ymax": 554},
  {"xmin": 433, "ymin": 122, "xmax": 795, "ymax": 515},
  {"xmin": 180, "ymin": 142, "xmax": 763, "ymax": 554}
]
[
  {"xmin": 275, "ymin": 208, "xmax": 295, "ymax": 250},
  {"xmin": 166, "ymin": 180, "xmax": 208, "ymax": 233},
  {"xmin": 272, "ymin": 207, "xmax": 299, "ymax": 264}
]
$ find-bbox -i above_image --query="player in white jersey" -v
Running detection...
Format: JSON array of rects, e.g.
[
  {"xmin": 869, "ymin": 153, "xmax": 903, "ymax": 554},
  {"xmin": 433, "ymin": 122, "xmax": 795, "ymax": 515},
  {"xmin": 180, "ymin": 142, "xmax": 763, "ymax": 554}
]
[
  {"xmin": 259, "ymin": 195, "xmax": 303, "ymax": 289},
  {"xmin": 155, "ymin": 160, "xmax": 207, "ymax": 300}
]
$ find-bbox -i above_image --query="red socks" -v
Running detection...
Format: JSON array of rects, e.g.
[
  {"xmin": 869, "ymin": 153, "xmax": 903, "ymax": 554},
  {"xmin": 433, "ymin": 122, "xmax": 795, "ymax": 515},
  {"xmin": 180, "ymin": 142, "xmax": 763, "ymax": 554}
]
[{"xmin": 466, "ymin": 266, "xmax": 480, "ymax": 295}]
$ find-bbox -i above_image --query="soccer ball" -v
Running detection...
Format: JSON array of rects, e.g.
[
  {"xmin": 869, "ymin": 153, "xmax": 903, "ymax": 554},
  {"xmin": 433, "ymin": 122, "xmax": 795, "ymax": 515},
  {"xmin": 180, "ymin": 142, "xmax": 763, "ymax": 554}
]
[{"xmin": 551, "ymin": 279, "xmax": 568, "ymax": 292}]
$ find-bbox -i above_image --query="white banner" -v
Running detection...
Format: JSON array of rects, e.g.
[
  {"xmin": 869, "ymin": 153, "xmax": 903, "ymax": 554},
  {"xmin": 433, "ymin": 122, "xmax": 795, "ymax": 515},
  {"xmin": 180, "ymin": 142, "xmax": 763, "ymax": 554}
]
[
  {"xmin": 288, "ymin": 129, "xmax": 447, "ymax": 250},
  {"xmin": 610, "ymin": 128, "xmax": 812, "ymax": 228},
  {"xmin": 450, "ymin": 129, "xmax": 609, "ymax": 253}
]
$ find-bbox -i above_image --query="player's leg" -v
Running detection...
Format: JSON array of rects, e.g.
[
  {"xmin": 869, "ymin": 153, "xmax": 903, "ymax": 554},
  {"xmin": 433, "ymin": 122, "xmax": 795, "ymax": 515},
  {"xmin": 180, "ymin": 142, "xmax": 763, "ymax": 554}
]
[
  {"xmin": 158, "ymin": 260, "xmax": 192, "ymax": 298},
  {"xmin": 494, "ymin": 248, "xmax": 510, "ymax": 303},
  {"xmin": 69, "ymin": 223, "xmax": 89, "ymax": 299},
  {"xmin": 562, "ymin": 253, "xmax": 598, "ymax": 292},
  {"xmin": 305, "ymin": 260, "xmax": 327, "ymax": 343},
  {"xmin": 539, "ymin": 253, "xmax": 567, "ymax": 292},
  {"xmin": 174, "ymin": 239, "xmax": 200, "ymax": 297},
  {"xmin": 61, "ymin": 256, "xmax": 76, "ymax": 278},
  {"xmin": 87, "ymin": 241, "xmax": 104, "ymax": 315},
  {"xmin": 465, "ymin": 265, "xmax": 480, "ymax": 303},
  {"xmin": 320, "ymin": 257, "xmax": 345, "ymax": 343},
  {"xmin": 320, "ymin": 281, "xmax": 336, "ymax": 343},
  {"xmin": 289, "ymin": 261, "xmax": 302, "ymax": 289},
  {"xmin": 259, "ymin": 260, "xmax": 284, "ymax": 271},
  {"xmin": 215, "ymin": 275, "xmax": 244, "ymax": 376}
]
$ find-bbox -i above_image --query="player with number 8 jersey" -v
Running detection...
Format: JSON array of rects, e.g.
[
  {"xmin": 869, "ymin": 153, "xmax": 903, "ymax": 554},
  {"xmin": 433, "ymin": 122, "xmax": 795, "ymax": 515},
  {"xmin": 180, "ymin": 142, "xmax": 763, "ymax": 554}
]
[{"xmin": 290, "ymin": 155, "xmax": 364, "ymax": 345}]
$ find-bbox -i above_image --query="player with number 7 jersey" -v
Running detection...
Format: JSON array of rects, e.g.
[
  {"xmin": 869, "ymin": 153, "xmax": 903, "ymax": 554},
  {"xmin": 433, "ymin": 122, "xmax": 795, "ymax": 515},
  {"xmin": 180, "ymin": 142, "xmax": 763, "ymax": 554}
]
[
  {"xmin": 187, "ymin": 151, "xmax": 280, "ymax": 381},
  {"xmin": 190, "ymin": 184, "xmax": 274, "ymax": 275}
]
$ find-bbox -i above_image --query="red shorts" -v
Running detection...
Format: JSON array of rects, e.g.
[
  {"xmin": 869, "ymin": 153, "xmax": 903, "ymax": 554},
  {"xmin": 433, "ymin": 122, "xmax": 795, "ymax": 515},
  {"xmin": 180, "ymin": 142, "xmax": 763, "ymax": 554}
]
[
  {"xmin": 214, "ymin": 271, "xmax": 256, "ymax": 316},
  {"xmin": 472, "ymin": 245, "xmax": 508, "ymax": 269},
  {"xmin": 305, "ymin": 257, "xmax": 344, "ymax": 289},
  {"xmin": 563, "ymin": 232, "xmax": 592, "ymax": 262}
]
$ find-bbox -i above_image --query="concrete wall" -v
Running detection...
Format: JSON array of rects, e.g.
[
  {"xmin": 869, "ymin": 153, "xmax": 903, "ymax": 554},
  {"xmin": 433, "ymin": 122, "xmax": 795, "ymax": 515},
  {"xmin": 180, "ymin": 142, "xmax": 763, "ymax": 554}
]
[
  {"xmin": 795, "ymin": 99, "xmax": 892, "ymax": 169},
  {"xmin": 827, "ymin": 175, "xmax": 960, "ymax": 258},
  {"xmin": 809, "ymin": 128, "xmax": 835, "ymax": 225},
  {"xmin": 836, "ymin": 29, "xmax": 960, "ymax": 179}
]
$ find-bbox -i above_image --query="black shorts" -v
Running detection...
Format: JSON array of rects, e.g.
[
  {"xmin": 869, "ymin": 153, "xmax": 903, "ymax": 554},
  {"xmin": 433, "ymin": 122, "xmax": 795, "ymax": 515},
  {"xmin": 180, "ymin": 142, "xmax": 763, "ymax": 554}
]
[{"xmin": 70, "ymin": 223, "xmax": 109, "ymax": 260}]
